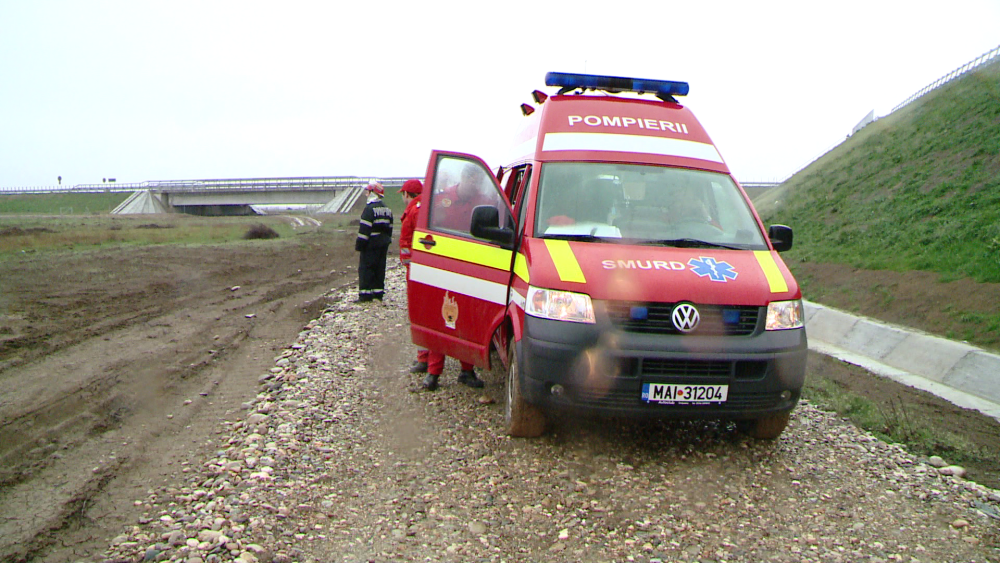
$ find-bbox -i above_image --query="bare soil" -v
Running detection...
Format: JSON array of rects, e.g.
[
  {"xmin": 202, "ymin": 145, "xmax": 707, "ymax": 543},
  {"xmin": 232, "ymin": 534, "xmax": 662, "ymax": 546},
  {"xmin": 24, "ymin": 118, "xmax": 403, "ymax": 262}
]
[{"xmin": 0, "ymin": 221, "xmax": 998, "ymax": 561}]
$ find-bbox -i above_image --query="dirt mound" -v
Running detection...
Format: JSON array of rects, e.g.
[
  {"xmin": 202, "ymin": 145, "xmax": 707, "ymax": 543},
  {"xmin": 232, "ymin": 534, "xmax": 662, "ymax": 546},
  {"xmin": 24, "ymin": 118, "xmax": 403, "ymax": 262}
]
[{"xmin": 0, "ymin": 226, "xmax": 54, "ymax": 237}]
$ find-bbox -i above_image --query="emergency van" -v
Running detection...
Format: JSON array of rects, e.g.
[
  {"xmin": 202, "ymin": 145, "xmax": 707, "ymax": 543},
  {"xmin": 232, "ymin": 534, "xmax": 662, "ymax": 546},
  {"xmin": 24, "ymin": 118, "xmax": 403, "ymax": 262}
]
[{"xmin": 406, "ymin": 72, "xmax": 806, "ymax": 439}]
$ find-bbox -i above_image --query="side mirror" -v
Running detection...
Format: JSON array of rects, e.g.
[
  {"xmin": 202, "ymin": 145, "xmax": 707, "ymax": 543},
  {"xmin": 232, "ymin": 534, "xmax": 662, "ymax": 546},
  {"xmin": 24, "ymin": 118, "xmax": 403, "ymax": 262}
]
[
  {"xmin": 768, "ymin": 224, "xmax": 793, "ymax": 252},
  {"xmin": 471, "ymin": 205, "xmax": 514, "ymax": 247}
]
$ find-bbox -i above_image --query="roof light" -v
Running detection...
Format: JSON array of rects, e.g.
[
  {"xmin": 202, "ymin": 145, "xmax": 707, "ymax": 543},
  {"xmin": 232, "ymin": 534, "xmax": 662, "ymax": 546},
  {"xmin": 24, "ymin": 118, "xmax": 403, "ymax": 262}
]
[
  {"xmin": 545, "ymin": 72, "xmax": 689, "ymax": 101},
  {"xmin": 531, "ymin": 90, "xmax": 548, "ymax": 104},
  {"xmin": 521, "ymin": 103, "xmax": 535, "ymax": 116}
]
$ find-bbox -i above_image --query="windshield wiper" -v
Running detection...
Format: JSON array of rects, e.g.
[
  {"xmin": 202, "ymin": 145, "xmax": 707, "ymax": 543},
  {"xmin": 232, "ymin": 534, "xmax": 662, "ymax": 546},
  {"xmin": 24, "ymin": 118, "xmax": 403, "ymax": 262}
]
[
  {"xmin": 540, "ymin": 233, "xmax": 613, "ymax": 243},
  {"xmin": 640, "ymin": 238, "xmax": 743, "ymax": 250}
]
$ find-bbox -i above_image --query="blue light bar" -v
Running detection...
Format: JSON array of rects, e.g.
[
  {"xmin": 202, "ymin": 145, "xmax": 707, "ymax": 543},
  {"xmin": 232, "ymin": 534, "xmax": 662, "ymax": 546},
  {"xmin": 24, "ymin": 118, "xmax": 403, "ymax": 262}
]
[{"xmin": 545, "ymin": 72, "xmax": 689, "ymax": 99}]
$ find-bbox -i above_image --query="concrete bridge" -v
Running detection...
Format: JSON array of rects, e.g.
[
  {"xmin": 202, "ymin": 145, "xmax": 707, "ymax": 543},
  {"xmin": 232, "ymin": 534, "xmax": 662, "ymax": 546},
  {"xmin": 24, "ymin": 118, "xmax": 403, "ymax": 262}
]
[
  {"xmin": 2, "ymin": 176, "xmax": 782, "ymax": 215},
  {"xmin": 0, "ymin": 176, "xmax": 411, "ymax": 215},
  {"xmin": 110, "ymin": 177, "xmax": 411, "ymax": 215},
  {"xmin": 739, "ymin": 181, "xmax": 781, "ymax": 200}
]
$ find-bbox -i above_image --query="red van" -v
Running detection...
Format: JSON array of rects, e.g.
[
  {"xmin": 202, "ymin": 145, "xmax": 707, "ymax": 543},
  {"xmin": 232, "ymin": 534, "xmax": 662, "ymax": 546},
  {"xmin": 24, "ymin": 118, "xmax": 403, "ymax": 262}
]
[{"xmin": 406, "ymin": 72, "xmax": 806, "ymax": 439}]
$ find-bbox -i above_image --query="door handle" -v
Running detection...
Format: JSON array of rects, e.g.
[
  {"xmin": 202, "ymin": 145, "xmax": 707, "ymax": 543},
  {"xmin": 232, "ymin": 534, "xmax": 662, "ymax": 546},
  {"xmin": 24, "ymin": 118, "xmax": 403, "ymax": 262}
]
[{"xmin": 418, "ymin": 236, "xmax": 436, "ymax": 248}]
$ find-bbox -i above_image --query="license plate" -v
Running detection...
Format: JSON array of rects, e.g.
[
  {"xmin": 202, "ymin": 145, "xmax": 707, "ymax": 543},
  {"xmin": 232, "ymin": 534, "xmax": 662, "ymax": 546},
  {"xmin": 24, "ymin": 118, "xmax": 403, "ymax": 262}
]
[{"xmin": 642, "ymin": 383, "xmax": 729, "ymax": 404}]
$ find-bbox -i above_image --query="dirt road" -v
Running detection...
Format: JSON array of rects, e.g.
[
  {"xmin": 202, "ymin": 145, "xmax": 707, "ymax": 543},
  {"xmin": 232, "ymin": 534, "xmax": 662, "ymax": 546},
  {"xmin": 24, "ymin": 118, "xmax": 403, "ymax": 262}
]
[
  {"xmin": 1, "ymin": 223, "xmax": 998, "ymax": 562},
  {"xmin": 0, "ymin": 225, "xmax": 353, "ymax": 561}
]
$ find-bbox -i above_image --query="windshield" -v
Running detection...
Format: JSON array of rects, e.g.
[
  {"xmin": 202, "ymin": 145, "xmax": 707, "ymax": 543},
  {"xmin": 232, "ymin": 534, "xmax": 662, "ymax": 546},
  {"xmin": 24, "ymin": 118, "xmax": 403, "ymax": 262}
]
[{"xmin": 534, "ymin": 162, "xmax": 768, "ymax": 249}]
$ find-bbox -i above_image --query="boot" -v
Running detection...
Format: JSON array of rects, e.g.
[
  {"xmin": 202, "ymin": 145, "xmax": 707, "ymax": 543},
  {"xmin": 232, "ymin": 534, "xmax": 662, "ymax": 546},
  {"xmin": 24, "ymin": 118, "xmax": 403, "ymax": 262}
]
[
  {"xmin": 457, "ymin": 370, "xmax": 484, "ymax": 388},
  {"xmin": 421, "ymin": 373, "xmax": 439, "ymax": 391},
  {"xmin": 409, "ymin": 361, "xmax": 428, "ymax": 374}
]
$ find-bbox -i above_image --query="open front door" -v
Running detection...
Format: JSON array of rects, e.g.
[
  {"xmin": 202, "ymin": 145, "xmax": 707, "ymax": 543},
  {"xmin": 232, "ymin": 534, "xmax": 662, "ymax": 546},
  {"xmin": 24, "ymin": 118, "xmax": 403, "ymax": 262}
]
[{"xmin": 407, "ymin": 151, "xmax": 516, "ymax": 368}]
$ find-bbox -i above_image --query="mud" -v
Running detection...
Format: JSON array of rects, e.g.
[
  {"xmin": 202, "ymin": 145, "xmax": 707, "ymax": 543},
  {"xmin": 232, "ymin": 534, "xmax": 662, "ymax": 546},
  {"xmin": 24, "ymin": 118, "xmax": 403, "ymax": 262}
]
[{"xmin": 0, "ymin": 221, "xmax": 998, "ymax": 561}]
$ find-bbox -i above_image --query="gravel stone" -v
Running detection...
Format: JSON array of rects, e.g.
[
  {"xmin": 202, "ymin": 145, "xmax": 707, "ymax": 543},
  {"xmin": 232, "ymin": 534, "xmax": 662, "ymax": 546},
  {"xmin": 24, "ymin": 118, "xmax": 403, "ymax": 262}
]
[{"xmin": 99, "ymin": 265, "xmax": 1000, "ymax": 562}]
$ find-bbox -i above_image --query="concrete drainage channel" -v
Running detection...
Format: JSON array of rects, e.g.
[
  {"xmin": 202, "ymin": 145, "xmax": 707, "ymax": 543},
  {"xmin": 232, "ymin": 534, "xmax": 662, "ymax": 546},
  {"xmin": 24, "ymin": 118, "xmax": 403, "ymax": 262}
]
[{"xmin": 804, "ymin": 301, "xmax": 1000, "ymax": 421}]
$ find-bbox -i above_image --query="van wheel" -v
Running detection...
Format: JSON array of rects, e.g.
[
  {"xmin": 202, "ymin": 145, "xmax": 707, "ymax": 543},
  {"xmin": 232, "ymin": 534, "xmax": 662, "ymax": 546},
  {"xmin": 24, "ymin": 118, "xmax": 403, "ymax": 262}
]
[
  {"xmin": 738, "ymin": 412, "xmax": 791, "ymax": 440},
  {"xmin": 505, "ymin": 344, "xmax": 545, "ymax": 438}
]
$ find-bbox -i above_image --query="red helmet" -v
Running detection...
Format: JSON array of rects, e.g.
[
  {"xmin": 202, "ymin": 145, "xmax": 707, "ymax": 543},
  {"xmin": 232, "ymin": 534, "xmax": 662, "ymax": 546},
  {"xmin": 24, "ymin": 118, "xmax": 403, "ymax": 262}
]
[
  {"xmin": 399, "ymin": 179, "xmax": 423, "ymax": 195},
  {"xmin": 365, "ymin": 182, "xmax": 384, "ymax": 197}
]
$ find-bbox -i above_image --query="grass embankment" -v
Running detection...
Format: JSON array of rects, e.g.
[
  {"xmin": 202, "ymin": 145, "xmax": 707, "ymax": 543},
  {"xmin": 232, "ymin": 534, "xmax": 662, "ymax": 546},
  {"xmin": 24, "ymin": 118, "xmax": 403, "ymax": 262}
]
[
  {"xmin": 758, "ymin": 61, "xmax": 1000, "ymax": 347},
  {"xmin": 756, "ymin": 62, "xmax": 1000, "ymax": 467},
  {"xmin": 760, "ymin": 63, "xmax": 1000, "ymax": 284}
]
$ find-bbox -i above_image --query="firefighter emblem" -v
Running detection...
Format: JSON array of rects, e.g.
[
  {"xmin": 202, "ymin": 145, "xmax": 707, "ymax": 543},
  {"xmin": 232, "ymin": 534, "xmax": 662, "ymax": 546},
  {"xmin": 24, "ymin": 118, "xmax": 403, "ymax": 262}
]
[{"xmin": 441, "ymin": 291, "xmax": 459, "ymax": 329}]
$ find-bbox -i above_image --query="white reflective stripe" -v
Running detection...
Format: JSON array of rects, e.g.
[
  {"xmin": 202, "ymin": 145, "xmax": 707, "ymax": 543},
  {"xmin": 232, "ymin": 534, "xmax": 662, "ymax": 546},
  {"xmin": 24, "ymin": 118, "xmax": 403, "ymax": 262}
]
[
  {"xmin": 360, "ymin": 219, "xmax": 372, "ymax": 226},
  {"xmin": 509, "ymin": 287, "xmax": 526, "ymax": 310},
  {"xmin": 409, "ymin": 263, "xmax": 507, "ymax": 305},
  {"xmin": 542, "ymin": 132, "xmax": 724, "ymax": 163},
  {"xmin": 357, "ymin": 234, "xmax": 369, "ymax": 240}
]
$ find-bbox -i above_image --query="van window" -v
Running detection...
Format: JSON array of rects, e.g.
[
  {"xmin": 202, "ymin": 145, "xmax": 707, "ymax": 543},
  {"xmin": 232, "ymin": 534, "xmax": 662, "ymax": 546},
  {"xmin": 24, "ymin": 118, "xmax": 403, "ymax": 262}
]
[
  {"xmin": 429, "ymin": 155, "xmax": 511, "ymax": 239},
  {"xmin": 534, "ymin": 163, "xmax": 767, "ymax": 249},
  {"xmin": 515, "ymin": 166, "xmax": 533, "ymax": 233}
]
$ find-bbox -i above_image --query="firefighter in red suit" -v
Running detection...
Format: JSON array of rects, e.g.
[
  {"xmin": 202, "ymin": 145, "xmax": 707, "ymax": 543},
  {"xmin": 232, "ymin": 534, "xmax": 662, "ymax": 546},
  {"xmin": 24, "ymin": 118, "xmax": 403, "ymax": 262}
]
[
  {"xmin": 398, "ymin": 178, "xmax": 484, "ymax": 391},
  {"xmin": 430, "ymin": 165, "xmax": 495, "ymax": 233}
]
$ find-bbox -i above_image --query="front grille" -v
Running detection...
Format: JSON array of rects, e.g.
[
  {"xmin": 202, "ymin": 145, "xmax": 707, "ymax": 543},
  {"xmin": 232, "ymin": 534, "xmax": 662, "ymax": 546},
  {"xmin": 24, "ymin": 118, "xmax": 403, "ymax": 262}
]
[
  {"xmin": 605, "ymin": 302, "xmax": 760, "ymax": 336},
  {"xmin": 637, "ymin": 359, "xmax": 768, "ymax": 380},
  {"xmin": 642, "ymin": 359, "xmax": 731, "ymax": 377}
]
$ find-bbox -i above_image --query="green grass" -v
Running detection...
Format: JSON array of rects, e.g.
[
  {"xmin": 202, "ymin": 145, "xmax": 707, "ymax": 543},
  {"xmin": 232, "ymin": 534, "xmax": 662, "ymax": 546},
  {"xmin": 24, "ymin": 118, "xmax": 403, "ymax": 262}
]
[
  {"xmin": 943, "ymin": 309, "xmax": 1000, "ymax": 346},
  {"xmin": 802, "ymin": 373, "xmax": 998, "ymax": 472},
  {"xmin": 0, "ymin": 215, "xmax": 327, "ymax": 258},
  {"xmin": 761, "ymin": 62, "xmax": 1000, "ymax": 284},
  {"xmin": 0, "ymin": 192, "xmax": 130, "ymax": 214},
  {"xmin": 0, "ymin": 186, "xmax": 393, "ymax": 258}
]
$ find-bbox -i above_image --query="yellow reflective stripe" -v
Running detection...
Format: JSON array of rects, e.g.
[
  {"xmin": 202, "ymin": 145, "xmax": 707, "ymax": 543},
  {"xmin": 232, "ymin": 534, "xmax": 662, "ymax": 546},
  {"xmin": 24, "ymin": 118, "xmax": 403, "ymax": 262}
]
[
  {"xmin": 413, "ymin": 230, "xmax": 512, "ymax": 270},
  {"xmin": 514, "ymin": 253, "xmax": 530, "ymax": 283},
  {"xmin": 754, "ymin": 250, "xmax": 789, "ymax": 293},
  {"xmin": 544, "ymin": 240, "xmax": 587, "ymax": 283}
]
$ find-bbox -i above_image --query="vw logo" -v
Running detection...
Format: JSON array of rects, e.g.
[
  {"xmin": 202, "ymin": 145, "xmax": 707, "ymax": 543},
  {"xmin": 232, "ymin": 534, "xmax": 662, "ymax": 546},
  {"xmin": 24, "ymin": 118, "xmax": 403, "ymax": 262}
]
[{"xmin": 672, "ymin": 303, "xmax": 700, "ymax": 333}]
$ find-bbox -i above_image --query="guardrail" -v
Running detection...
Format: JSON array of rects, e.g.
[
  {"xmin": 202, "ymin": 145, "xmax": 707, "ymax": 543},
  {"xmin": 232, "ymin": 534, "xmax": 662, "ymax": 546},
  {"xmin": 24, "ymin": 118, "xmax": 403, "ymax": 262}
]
[
  {"xmin": 0, "ymin": 176, "xmax": 414, "ymax": 195},
  {"xmin": 891, "ymin": 44, "xmax": 1000, "ymax": 113},
  {"xmin": 0, "ymin": 184, "xmax": 141, "ymax": 194},
  {"xmin": 774, "ymin": 43, "xmax": 1000, "ymax": 184}
]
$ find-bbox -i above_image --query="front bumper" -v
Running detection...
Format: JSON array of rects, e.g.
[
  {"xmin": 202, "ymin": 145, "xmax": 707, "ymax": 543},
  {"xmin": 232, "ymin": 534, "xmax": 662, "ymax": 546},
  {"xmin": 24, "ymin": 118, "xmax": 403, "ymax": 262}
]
[{"xmin": 518, "ymin": 312, "xmax": 807, "ymax": 420}]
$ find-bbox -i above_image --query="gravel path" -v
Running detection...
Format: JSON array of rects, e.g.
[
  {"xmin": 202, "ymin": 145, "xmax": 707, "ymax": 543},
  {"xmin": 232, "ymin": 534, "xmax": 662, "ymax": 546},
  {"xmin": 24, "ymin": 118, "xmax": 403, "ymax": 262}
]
[{"xmin": 101, "ymin": 265, "xmax": 1000, "ymax": 563}]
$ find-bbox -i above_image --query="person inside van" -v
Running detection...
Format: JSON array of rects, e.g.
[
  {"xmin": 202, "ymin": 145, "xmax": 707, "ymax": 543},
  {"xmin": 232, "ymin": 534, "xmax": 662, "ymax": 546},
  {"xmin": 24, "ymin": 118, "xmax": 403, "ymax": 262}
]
[
  {"xmin": 539, "ymin": 175, "xmax": 623, "ymax": 237},
  {"xmin": 667, "ymin": 180, "xmax": 717, "ymax": 229},
  {"xmin": 431, "ymin": 164, "xmax": 496, "ymax": 234}
]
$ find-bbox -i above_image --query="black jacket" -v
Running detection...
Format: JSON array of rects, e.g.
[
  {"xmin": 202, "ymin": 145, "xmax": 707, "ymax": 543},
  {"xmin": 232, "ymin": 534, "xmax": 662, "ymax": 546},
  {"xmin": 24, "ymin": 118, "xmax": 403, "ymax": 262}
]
[{"xmin": 356, "ymin": 200, "xmax": 393, "ymax": 251}]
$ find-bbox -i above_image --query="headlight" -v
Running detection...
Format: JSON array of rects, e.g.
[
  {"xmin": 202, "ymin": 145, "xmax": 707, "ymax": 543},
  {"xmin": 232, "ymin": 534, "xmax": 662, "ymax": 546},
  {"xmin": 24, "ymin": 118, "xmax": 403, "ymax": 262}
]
[
  {"xmin": 526, "ymin": 286, "xmax": 596, "ymax": 324},
  {"xmin": 765, "ymin": 299, "xmax": 804, "ymax": 330}
]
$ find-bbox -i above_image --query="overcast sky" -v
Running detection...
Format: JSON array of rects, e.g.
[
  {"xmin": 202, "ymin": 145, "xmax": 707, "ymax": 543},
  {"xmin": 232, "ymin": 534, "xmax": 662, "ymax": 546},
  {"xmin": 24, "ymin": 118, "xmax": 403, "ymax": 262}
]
[{"xmin": 1, "ymin": 1, "xmax": 998, "ymax": 188}]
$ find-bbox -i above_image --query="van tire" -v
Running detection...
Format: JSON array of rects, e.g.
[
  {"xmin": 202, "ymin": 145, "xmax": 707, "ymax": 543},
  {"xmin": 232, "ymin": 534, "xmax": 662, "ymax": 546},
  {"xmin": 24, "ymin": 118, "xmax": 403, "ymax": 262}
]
[
  {"xmin": 505, "ymin": 344, "xmax": 545, "ymax": 438},
  {"xmin": 739, "ymin": 412, "xmax": 791, "ymax": 440}
]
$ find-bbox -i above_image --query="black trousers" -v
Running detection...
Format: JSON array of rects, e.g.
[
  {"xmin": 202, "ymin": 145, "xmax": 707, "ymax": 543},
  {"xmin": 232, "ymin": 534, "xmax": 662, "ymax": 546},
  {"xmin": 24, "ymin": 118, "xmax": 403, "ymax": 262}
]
[{"xmin": 358, "ymin": 241, "xmax": 390, "ymax": 301}]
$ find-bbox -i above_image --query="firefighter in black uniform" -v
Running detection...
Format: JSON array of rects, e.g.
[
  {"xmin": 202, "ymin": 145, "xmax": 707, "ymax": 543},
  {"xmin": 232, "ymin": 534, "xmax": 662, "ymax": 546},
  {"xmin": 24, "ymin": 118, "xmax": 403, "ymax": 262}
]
[{"xmin": 355, "ymin": 182, "xmax": 393, "ymax": 302}]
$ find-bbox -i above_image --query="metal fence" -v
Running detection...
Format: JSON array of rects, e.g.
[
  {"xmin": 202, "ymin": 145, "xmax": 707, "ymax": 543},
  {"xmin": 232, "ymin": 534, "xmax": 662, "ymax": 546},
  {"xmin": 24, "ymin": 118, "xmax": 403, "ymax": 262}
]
[
  {"xmin": 756, "ymin": 43, "xmax": 1000, "ymax": 185},
  {"xmin": 891, "ymin": 44, "xmax": 1000, "ymax": 113},
  {"xmin": 0, "ymin": 176, "xmax": 413, "ymax": 195}
]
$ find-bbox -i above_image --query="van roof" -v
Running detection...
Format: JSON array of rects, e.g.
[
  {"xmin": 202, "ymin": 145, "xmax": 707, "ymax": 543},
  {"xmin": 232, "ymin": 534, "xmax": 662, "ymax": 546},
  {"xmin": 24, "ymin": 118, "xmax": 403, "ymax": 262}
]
[{"xmin": 507, "ymin": 76, "xmax": 729, "ymax": 174}]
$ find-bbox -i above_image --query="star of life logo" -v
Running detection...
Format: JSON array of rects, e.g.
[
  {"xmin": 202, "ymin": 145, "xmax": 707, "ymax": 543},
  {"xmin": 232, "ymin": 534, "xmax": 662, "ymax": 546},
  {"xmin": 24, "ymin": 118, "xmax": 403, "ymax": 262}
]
[{"xmin": 688, "ymin": 257, "xmax": 738, "ymax": 282}]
